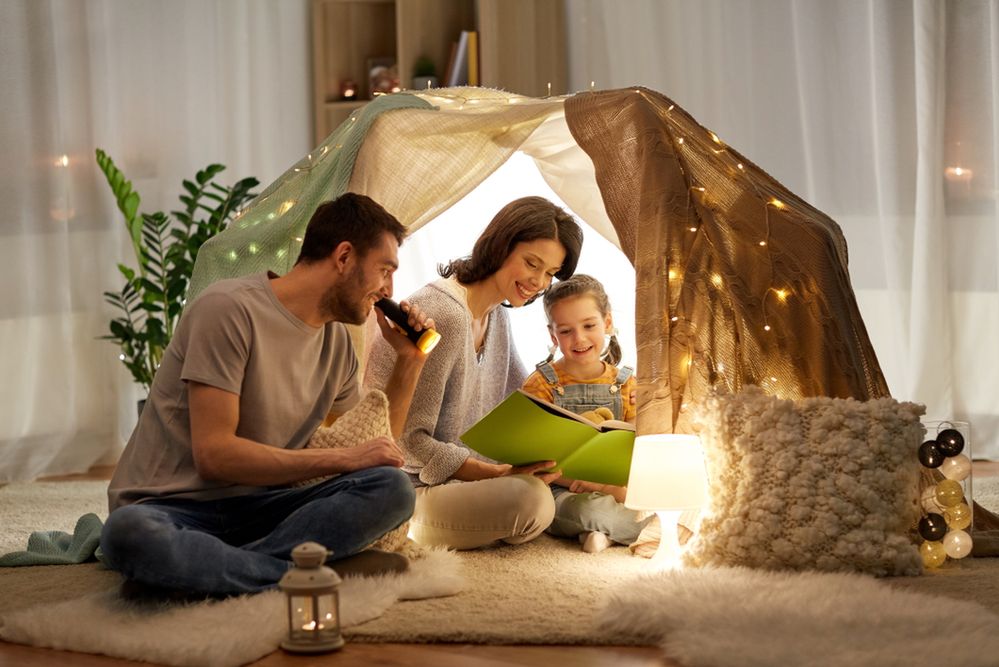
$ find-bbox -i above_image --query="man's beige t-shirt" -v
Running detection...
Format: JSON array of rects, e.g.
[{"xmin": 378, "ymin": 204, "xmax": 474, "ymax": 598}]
[{"xmin": 108, "ymin": 272, "xmax": 361, "ymax": 510}]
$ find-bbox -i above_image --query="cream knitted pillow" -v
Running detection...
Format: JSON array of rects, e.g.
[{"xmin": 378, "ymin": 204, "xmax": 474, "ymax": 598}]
[
  {"xmin": 683, "ymin": 386, "xmax": 925, "ymax": 576},
  {"xmin": 297, "ymin": 390, "xmax": 420, "ymax": 557}
]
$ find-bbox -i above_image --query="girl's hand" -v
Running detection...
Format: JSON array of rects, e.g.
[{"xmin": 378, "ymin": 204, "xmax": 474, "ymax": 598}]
[
  {"xmin": 509, "ymin": 460, "xmax": 561, "ymax": 484},
  {"xmin": 568, "ymin": 479, "xmax": 603, "ymax": 494},
  {"xmin": 569, "ymin": 480, "xmax": 628, "ymax": 503}
]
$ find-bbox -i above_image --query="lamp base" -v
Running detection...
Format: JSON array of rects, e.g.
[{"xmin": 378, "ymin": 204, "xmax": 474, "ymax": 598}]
[{"xmin": 649, "ymin": 510, "xmax": 684, "ymax": 570}]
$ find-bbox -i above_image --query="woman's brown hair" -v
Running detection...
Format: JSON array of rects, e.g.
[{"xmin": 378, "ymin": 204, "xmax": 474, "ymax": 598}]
[{"xmin": 439, "ymin": 197, "xmax": 583, "ymax": 304}]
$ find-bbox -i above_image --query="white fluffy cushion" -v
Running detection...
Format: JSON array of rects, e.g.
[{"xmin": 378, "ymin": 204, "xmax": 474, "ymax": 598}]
[
  {"xmin": 297, "ymin": 390, "xmax": 419, "ymax": 556},
  {"xmin": 684, "ymin": 386, "xmax": 925, "ymax": 576}
]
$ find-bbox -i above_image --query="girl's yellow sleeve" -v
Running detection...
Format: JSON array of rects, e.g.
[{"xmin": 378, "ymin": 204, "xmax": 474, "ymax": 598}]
[{"xmin": 521, "ymin": 369, "xmax": 555, "ymax": 404}]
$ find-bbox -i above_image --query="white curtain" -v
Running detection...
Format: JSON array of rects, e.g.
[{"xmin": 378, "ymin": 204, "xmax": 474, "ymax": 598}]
[
  {"xmin": 0, "ymin": 0, "xmax": 310, "ymax": 482},
  {"xmin": 567, "ymin": 0, "xmax": 999, "ymax": 459},
  {"xmin": 4, "ymin": 0, "xmax": 997, "ymax": 482}
]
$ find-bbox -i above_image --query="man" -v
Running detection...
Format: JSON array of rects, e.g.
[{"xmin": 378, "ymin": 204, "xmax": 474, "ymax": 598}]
[{"xmin": 101, "ymin": 193, "xmax": 432, "ymax": 596}]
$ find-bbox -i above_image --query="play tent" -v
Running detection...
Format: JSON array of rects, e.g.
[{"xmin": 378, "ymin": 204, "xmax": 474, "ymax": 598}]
[{"xmin": 189, "ymin": 86, "xmax": 887, "ymax": 436}]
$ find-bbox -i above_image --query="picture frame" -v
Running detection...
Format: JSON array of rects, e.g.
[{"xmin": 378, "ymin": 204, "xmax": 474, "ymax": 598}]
[{"xmin": 367, "ymin": 57, "xmax": 399, "ymax": 98}]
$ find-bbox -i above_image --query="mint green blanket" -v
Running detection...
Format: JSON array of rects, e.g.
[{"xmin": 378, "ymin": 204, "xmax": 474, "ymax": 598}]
[{"xmin": 0, "ymin": 513, "xmax": 106, "ymax": 567}]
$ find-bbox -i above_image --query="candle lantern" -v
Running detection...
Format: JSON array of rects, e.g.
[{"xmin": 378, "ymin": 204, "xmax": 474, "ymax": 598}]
[{"xmin": 279, "ymin": 542, "xmax": 344, "ymax": 653}]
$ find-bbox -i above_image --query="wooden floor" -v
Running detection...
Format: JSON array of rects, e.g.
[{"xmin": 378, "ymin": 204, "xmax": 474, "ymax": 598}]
[
  {"xmin": 0, "ymin": 643, "xmax": 669, "ymax": 667},
  {"xmin": 2, "ymin": 465, "xmax": 671, "ymax": 667}
]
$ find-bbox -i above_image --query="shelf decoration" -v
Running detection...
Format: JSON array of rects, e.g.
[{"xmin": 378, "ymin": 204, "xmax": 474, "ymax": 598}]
[
  {"xmin": 918, "ymin": 421, "xmax": 973, "ymax": 568},
  {"xmin": 339, "ymin": 79, "xmax": 357, "ymax": 101}
]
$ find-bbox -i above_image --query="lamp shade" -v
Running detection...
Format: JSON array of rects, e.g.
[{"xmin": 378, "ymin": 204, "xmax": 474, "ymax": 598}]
[{"xmin": 624, "ymin": 434, "xmax": 708, "ymax": 510}]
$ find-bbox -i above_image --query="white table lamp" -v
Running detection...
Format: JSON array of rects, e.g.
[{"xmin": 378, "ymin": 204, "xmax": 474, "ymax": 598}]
[{"xmin": 625, "ymin": 434, "xmax": 708, "ymax": 568}]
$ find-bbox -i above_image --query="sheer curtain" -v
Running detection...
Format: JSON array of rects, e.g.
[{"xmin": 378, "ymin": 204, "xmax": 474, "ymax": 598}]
[
  {"xmin": 567, "ymin": 0, "xmax": 999, "ymax": 458},
  {"xmin": 0, "ymin": 0, "xmax": 310, "ymax": 481}
]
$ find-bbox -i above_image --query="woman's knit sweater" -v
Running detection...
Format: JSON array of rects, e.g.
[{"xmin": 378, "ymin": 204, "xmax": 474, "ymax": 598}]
[{"xmin": 364, "ymin": 278, "xmax": 527, "ymax": 485}]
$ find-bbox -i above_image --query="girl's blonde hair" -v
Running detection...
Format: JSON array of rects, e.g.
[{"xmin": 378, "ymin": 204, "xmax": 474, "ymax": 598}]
[{"xmin": 540, "ymin": 274, "xmax": 622, "ymax": 366}]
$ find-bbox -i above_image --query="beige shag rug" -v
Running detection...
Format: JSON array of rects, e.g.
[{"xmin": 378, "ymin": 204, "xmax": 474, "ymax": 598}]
[
  {"xmin": 599, "ymin": 565, "xmax": 999, "ymax": 667},
  {"xmin": 5, "ymin": 479, "xmax": 999, "ymax": 667}
]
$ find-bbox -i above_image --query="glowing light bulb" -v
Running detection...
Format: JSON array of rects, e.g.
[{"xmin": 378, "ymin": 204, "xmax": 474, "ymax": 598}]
[
  {"xmin": 940, "ymin": 454, "xmax": 971, "ymax": 481},
  {"xmin": 737, "ymin": 163, "xmax": 744, "ymax": 170},
  {"xmin": 668, "ymin": 269, "xmax": 677, "ymax": 281},
  {"xmin": 769, "ymin": 198, "xmax": 785, "ymax": 210},
  {"xmin": 944, "ymin": 166, "xmax": 973, "ymax": 182},
  {"xmin": 943, "ymin": 530, "xmax": 973, "ymax": 559},
  {"xmin": 920, "ymin": 540, "xmax": 947, "ymax": 568},
  {"xmin": 921, "ymin": 486, "xmax": 946, "ymax": 513},
  {"xmin": 759, "ymin": 241, "xmax": 767, "ymax": 246},
  {"xmin": 944, "ymin": 502, "xmax": 972, "ymax": 530},
  {"xmin": 710, "ymin": 131, "xmax": 721, "ymax": 144},
  {"xmin": 774, "ymin": 289, "xmax": 789, "ymax": 302},
  {"xmin": 935, "ymin": 480, "xmax": 964, "ymax": 508},
  {"xmin": 678, "ymin": 137, "xmax": 685, "ymax": 145},
  {"xmin": 764, "ymin": 324, "xmax": 771, "ymax": 331},
  {"xmin": 55, "ymin": 154, "xmax": 69, "ymax": 167},
  {"xmin": 711, "ymin": 274, "xmax": 723, "ymax": 287}
]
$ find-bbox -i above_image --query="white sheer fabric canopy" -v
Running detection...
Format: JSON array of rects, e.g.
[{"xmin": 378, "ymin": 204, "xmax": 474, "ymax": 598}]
[{"xmin": 2, "ymin": 0, "xmax": 998, "ymax": 482}]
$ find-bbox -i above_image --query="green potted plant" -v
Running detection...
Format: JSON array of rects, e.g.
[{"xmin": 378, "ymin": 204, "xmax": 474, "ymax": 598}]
[
  {"xmin": 412, "ymin": 55, "xmax": 437, "ymax": 91},
  {"xmin": 97, "ymin": 149, "xmax": 259, "ymax": 398}
]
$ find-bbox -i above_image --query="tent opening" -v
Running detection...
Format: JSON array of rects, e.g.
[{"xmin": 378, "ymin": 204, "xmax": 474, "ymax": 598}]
[{"xmin": 394, "ymin": 150, "xmax": 637, "ymax": 371}]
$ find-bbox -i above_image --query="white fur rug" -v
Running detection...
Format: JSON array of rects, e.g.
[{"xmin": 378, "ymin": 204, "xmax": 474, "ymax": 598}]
[
  {"xmin": 0, "ymin": 549, "xmax": 463, "ymax": 667},
  {"xmin": 598, "ymin": 566, "xmax": 999, "ymax": 667}
]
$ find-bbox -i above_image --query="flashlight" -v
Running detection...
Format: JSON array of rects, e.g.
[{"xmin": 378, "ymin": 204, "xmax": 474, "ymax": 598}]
[{"xmin": 375, "ymin": 298, "xmax": 441, "ymax": 354}]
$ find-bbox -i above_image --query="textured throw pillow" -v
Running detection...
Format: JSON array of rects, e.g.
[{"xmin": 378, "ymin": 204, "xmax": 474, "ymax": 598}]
[
  {"xmin": 296, "ymin": 390, "xmax": 421, "ymax": 557},
  {"xmin": 683, "ymin": 386, "xmax": 925, "ymax": 576}
]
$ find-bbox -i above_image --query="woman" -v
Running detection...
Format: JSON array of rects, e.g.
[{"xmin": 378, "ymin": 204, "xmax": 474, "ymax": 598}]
[{"xmin": 364, "ymin": 196, "xmax": 584, "ymax": 549}]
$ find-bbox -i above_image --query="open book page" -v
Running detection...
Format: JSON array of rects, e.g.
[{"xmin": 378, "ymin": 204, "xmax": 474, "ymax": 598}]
[
  {"xmin": 518, "ymin": 391, "xmax": 635, "ymax": 432},
  {"xmin": 460, "ymin": 390, "xmax": 635, "ymax": 485}
]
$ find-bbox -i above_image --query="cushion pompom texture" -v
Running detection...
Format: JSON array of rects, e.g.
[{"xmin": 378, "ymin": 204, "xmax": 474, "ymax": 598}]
[
  {"xmin": 683, "ymin": 386, "xmax": 925, "ymax": 576},
  {"xmin": 297, "ymin": 390, "xmax": 418, "ymax": 556},
  {"xmin": 296, "ymin": 389, "xmax": 393, "ymax": 488}
]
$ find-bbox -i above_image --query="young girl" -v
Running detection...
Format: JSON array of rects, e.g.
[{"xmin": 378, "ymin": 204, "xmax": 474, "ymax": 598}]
[{"xmin": 521, "ymin": 274, "xmax": 651, "ymax": 553}]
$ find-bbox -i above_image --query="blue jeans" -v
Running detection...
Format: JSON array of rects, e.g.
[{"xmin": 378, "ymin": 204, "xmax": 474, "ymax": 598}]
[
  {"xmin": 546, "ymin": 486, "xmax": 651, "ymax": 545},
  {"xmin": 100, "ymin": 467, "xmax": 414, "ymax": 595}
]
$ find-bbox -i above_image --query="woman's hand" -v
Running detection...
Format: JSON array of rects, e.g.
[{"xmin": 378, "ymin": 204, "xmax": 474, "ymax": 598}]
[
  {"xmin": 452, "ymin": 457, "xmax": 560, "ymax": 484},
  {"xmin": 509, "ymin": 460, "xmax": 561, "ymax": 484}
]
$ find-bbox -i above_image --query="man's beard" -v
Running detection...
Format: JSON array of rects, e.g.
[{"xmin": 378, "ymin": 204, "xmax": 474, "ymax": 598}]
[{"xmin": 320, "ymin": 266, "xmax": 370, "ymax": 325}]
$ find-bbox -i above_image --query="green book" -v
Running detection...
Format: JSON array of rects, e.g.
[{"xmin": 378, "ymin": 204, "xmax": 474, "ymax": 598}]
[{"xmin": 460, "ymin": 390, "xmax": 635, "ymax": 486}]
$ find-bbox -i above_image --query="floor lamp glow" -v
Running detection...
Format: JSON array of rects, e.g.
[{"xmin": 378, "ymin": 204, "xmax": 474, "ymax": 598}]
[{"xmin": 625, "ymin": 434, "xmax": 709, "ymax": 568}]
